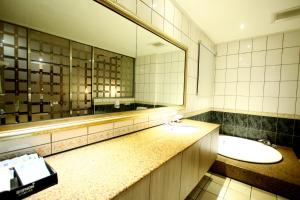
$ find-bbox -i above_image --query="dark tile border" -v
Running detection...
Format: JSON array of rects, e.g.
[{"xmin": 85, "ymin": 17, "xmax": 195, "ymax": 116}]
[{"xmin": 188, "ymin": 111, "xmax": 299, "ymax": 150}]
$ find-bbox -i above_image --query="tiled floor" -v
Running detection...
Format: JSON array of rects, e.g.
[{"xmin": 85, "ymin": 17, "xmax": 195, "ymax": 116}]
[{"xmin": 186, "ymin": 172, "xmax": 289, "ymax": 200}]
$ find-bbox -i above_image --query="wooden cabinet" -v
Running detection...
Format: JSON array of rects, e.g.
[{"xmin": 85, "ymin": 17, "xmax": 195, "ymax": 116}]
[
  {"xmin": 113, "ymin": 175, "xmax": 150, "ymax": 200},
  {"xmin": 180, "ymin": 141, "xmax": 200, "ymax": 200},
  {"xmin": 198, "ymin": 133, "xmax": 211, "ymax": 181},
  {"xmin": 150, "ymin": 153, "xmax": 182, "ymax": 200},
  {"xmin": 114, "ymin": 128, "xmax": 219, "ymax": 200}
]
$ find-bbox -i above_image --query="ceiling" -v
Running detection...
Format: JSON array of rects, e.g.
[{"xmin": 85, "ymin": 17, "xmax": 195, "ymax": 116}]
[
  {"xmin": 175, "ymin": 0, "xmax": 300, "ymax": 43},
  {"xmin": 0, "ymin": 0, "xmax": 137, "ymax": 57}
]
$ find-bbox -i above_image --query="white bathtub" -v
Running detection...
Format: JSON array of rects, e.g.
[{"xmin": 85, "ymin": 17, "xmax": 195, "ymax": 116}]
[{"xmin": 218, "ymin": 135, "xmax": 282, "ymax": 164}]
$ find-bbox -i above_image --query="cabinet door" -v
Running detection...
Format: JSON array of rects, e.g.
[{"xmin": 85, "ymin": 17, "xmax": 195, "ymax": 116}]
[
  {"xmin": 150, "ymin": 153, "xmax": 182, "ymax": 200},
  {"xmin": 198, "ymin": 133, "xmax": 211, "ymax": 181},
  {"xmin": 210, "ymin": 129, "xmax": 219, "ymax": 165},
  {"xmin": 113, "ymin": 175, "xmax": 150, "ymax": 200},
  {"xmin": 180, "ymin": 142, "xmax": 200, "ymax": 200}
]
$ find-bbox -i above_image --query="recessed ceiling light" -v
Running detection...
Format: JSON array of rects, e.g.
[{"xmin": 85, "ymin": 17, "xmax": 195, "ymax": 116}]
[{"xmin": 240, "ymin": 23, "xmax": 245, "ymax": 30}]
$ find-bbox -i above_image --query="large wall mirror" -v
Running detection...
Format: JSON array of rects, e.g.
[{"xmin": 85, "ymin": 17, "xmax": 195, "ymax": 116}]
[{"xmin": 0, "ymin": 0, "xmax": 186, "ymax": 125}]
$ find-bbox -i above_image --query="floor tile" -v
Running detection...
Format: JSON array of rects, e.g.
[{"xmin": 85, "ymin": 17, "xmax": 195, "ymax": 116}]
[
  {"xmin": 210, "ymin": 173, "xmax": 231, "ymax": 186},
  {"xmin": 224, "ymin": 188, "xmax": 250, "ymax": 200},
  {"xmin": 198, "ymin": 175, "xmax": 211, "ymax": 188},
  {"xmin": 251, "ymin": 187, "xmax": 276, "ymax": 200},
  {"xmin": 205, "ymin": 172, "xmax": 212, "ymax": 177},
  {"xmin": 228, "ymin": 179, "xmax": 251, "ymax": 196},
  {"xmin": 203, "ymin": 180, "xmax": 227, "ymax": 197},
  {"xmin": 196, "ymin": 191, "xmax": 222, "ymax": 200}
]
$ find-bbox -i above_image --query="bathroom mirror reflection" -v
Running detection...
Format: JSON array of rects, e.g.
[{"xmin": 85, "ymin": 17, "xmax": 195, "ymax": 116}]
[{"xmin": 0, "ymin": 0, "xmax": 185, "ymax": 125}]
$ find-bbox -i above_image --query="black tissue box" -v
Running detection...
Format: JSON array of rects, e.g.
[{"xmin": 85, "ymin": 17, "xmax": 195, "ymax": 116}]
[{"xmin": 0, "ymin": 162, "xmax": 58, "ymax": 199}]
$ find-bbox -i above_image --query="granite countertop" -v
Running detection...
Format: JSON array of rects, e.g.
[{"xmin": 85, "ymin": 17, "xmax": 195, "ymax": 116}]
[{"xmin": 26, "ymin": 119, "xmax": 219, "ymax": 200}]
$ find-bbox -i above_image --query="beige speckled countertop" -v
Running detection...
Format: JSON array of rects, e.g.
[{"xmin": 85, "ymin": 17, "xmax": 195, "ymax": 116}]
[{"xmin": 26, "ymin": 120, "xmax": 219, "ymax": 200}]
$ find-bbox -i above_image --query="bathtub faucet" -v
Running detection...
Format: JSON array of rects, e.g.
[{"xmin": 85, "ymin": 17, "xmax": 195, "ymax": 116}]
[{"xmin": 258, "ymin": 139, "xmax": 271, "ymax": 146}]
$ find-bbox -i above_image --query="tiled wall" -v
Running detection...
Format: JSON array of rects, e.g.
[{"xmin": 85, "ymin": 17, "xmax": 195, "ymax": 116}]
[
  {"xmin": 135, "ymin": 51, "xmax": 185, "ymax": 105},
  {"xmin": 214, "ymin": 30, "xmax": 300, "ymax": 118},
  {"xmin": 114, "ymin": 0, "xmax": 216, "ymax": 113},
  {"xmin": 0, "ymin": 112, "xmax": 165, "ymax": 160},
  {"xmin": 188, "ymin": 111, "xmax": 300, "ymax": 156}
]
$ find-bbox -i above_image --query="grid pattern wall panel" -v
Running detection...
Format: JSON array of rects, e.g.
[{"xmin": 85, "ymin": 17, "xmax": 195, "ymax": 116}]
[
  {"xmin": 0, "ymin": 22, "xmax": 28, "ymax": 124},
  {"xmin": 71, "ymin": 42, "xmax": 92, "ymax": 116},
  {"xmin": 93, "ymin": 48, "xmax": 134, "ymax": 98},
  {"xmin": 29, "ymin": 30, "xmax": 70, "ymax": 121}
]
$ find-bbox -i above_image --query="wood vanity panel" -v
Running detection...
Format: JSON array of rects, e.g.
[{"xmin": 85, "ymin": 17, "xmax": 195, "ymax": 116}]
[
  {"xmin": 149, "ymin": 153, "xmax": 182, "ymax": 200},
  {"xmin": 180, "ymin": 141, "xmax": 201, "ymax": 200}
]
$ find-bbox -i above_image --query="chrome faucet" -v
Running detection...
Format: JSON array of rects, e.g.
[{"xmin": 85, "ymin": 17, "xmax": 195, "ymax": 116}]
[{"xmin": 258, "ymin": 139, "xmax": 271, "ymax": 146}]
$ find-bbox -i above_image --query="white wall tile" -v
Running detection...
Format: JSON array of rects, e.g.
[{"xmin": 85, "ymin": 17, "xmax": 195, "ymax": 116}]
[
  {"xmin": 265, "ymin": 65, "xmax": 281, "ymax": 81},
  {"xmin": 251, "ymin": 67, "xmax": 265, "ymax": 81},
  {"xmin": 237, "ymin": 68, "xmax": 251, "ymax": 82},
  {"xmin": 253, "ymin": 36, "xmax": 267, "ymax": 51},
  {"xmin": 239, "ymin": 39, "xmax": 252, "ymax": 53},
  {"xmin": 249, "ymin": 97, "xmax": 263, "ymax": 112},
  {"xmin": 267, "ymin": 33, "xmax": 283, "ymax": 49},
  {"xmin": 266, "ymin": 49, "xmax": 282, "ymax": 65},
  {"xmin": 152, "ymin": 0, "xmax": 164, "ymax": 16},
  {"xmin": 263, "ymin": 97, "xmax": 278, "ymax": 113},
  {"xmin": 216, "ymin": 56, "xmax": 226, "ymax": 69},
  {"xmin": 239, "ymin": 53, "xmax": 251, "ymax": 67},
  {"xmin": 252, "ymin": 51, "xmax": 266, "ymax": 66},
  {"xmin": 173, "ymin": 7, "xmax": 182, "ymax": 29},
  {"xmin": 283, "ymin": 30, "xmax": 300, "ymax": 48},
  {"xmin": 281, "ymin": 64, "xmax": 298, "ymax": 81},
  {"xmin": 141, "ymin": 0, "xmax": 152, "ymax": 7},
  {"xmin": 152, "ymin": 11, "xmax": 164, "ymax": 30},
  {"xmin": 264, "ymin": 82, "xmax": 279, "ymax": 97},
  {"xmin": 278, "ymin": 98, "xmax": 296, "ymax": 114},
  {"xmin": 137, "ymin": 0, "xmax": 151, "ymax": 23},
  {"xmin": 164, "ymin": 0, "xmax": 174, "ymax": 23},
  {"xmin": 117, "ymin": 0, "xmax": 137, "ymax": 14},
  {"xmin": 282, "ymin": 47, "xmax": 300, "ymax": 64},
  {"xmin": 236, "ymin": 96, "xmax": 248, "ymax": 110},
  {"xmin": 280, "ymin": 81, "xmax": 297, "ymax": 97},
  {"xmin": 214, "ymin": 83, "xmax": 225, "ymax": 95},
  {"xmin": 237, "ymin": 82, "xmax": 250, "ymax": 96},
  {"xmin": 250, "ymin": 82, "xmax": 264, "ymax": 96},
  {"xmin": 296, "ymin": 98, "xmax": 300, "ymax": 115},
  {"xmin": 214, "ymin": 96, "xmax": 224, "ymax": 108},
  {"xmin": 217, "ymin": 43, "xmax": 228, "ymax": 56},
  {"xmin": 181, "ymin": 16, "xmax": 189, "ymax": 36},
  {"xmin": 227, "ymin": 41, "xmax": 239, "ymax": 54},
  {"xmin": 164, "ymin": 20, "xmax": 173, "ymax": 37},
  {"xmin": 226, "ymin": 69, "xmax": 238, "ymax": 82},
  {"xmin": 224, "ymin": 96, "xmax": 236, "ymax": 109},
  {"xmin": 227, "ymin": 54, "xmax": 238, "ymax": 68},
  {"xmin": 225, "ymin": 82, "xmax": 237, "ymax": 95}
]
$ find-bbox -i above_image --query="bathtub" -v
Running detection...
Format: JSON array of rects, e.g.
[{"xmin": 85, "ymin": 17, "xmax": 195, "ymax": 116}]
[{"xmin": 218, "ymin": 135, "xmax": 282, "ymax": 164}]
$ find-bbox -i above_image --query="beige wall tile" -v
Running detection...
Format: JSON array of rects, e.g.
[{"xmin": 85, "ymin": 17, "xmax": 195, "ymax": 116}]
[
  {"xmin": 114, "ymin": 119, "xmax": 134, "ymax": 128},
  {"xmin": 52, "ymin": 127, "xmax": 87, "ymax": 142},
  {"xmin": 88, "ymin": 123, "xmax": 114, "ymax": 134},
  {"xmin": 52, "ymin": 135, "xmax": 87, "ymax": 154},
  {"xmin": 0, "ymin": 144, "xmax": 51, "ymax": 160},
  {"xmin": 0, "ymin": 134, "xmax": 50, "ymax": 154},
  {"xmin": 88, "ymin": 130, "xmax": 114, "ymax": 144}
]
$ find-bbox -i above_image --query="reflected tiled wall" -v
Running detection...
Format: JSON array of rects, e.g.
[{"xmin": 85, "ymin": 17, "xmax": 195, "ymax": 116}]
[
  {"xmin": 114, "ymin": 0, "xmax": 216, "ymax": 112},
  {"xmin": 135, "ymin": 51, "xmax": 185, "ymax": 105},
  {"xmin": 189, "ymin": 111, "xmax": 300, "ymax": 155},
  {"xmin": 214, "ymin": 30, "xmax": 300, "ymax": 117}
]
